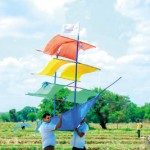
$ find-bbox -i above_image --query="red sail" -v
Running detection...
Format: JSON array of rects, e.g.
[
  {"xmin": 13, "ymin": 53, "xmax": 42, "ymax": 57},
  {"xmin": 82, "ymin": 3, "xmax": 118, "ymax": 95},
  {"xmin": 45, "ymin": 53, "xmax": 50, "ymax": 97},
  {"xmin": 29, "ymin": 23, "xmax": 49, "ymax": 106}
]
[{"xmin": 43, "ymin": 34, "xmax": 95, "ymax": 60}]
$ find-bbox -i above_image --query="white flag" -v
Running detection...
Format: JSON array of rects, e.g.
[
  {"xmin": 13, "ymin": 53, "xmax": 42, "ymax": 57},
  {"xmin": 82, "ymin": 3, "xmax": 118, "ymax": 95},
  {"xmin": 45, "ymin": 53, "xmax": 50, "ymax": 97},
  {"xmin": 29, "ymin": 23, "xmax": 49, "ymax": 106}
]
[{"xmin": 62, "ymin": 24, "xmax": 79, "ymax": 35}]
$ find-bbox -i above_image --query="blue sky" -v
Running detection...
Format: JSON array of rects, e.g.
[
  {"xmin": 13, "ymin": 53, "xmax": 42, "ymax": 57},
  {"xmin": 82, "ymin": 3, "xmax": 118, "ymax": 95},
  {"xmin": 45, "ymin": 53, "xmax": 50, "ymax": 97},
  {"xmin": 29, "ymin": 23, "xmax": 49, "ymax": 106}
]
[{"xmin": 0, "ymin": 0, "xmax": 149, "ymax": 112}]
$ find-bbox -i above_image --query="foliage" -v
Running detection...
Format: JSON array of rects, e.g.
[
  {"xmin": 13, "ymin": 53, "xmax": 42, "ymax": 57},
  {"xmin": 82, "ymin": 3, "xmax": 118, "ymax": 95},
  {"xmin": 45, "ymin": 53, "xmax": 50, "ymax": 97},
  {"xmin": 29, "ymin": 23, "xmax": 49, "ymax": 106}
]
[
  {"xmin": 27, "ymin": 112, "xmax": 37, "ymax": 122},
  {"xmin": 141, "ymin": 103, "xmax": 150, "ymax": 120},
  {"xmin": 17, "ymin": 106, "xmax": 39, "ymax": 121},
  {"xmin": 86, "ymin": 88, "xmax": 132, "ymax": 129},
  {"xmin": 37, "ymin": 88, "xmax": 73, "ymax": 119},
  {"xmin": 0, "ymin": 113, "xmax": 10, "ymax": 122},
  {"xmin": 9, "ymin": 109, "xmax": 18, "ymax": 122},
  {"xmin": 0, "ymin": 87, "xmax": 149, "ymax": 126}
]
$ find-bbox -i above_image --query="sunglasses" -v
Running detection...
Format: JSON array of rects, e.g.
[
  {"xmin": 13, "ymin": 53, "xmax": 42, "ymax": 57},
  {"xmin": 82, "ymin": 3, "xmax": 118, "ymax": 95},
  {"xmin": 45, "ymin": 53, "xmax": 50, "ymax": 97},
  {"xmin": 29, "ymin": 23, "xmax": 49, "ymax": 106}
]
[{"xmin": 46, "ymin": 117, "xmax": 51, "ymax": 119}]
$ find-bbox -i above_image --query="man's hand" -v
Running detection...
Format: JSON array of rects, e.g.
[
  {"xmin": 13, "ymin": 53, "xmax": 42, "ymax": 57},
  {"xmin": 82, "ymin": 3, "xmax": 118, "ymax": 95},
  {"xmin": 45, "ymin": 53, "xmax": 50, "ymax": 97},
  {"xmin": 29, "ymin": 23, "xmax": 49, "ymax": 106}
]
[
  {"xmin": 75, "ymin": 128, "xmax": 78, "ymax": 132},
  {"xmin": 55, "ymin": 114, "xmax": 62, "ymax": 129},
  {"xmin": 74, "ymin": 128, "xmax": 85, "ymax": 137}
]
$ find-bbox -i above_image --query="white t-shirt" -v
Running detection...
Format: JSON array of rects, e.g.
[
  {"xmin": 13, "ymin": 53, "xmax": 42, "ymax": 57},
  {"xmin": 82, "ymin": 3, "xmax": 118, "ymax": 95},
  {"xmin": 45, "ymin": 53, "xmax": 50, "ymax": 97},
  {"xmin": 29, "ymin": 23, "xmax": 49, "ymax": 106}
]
[
  {"xmin": 39, "ymin": 122, "xmax": 56, "ymax": 148},
  {"xmin": 71, "ymin": 122, "xmax": 89, "ymax": 149},
  {"xmin": 21, "ymin": 122, "xmax": 26, "ymax": 126}
]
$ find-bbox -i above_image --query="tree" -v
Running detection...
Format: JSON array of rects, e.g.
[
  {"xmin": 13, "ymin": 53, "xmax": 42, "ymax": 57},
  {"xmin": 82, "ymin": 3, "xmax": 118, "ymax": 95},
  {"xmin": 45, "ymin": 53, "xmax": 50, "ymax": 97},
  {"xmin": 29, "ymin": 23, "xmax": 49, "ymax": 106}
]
[
  {"xmin": 17, "ymin": 106, "xmax": 39, "ymax": 121},
  {"xmin": 38, "ymin": 88, "xmax": 73, "ymax": 119},
  {"xmin": 141, "ymin": 103, "xmax": 150, "ymax": 121},
  {"xmin": 0, "ymin": 113, "xmax": 10, "ymax": 122},
  {"xmin": 125, "ymin": 102, "xmax": 138, "ymax": 122},
  {"xmin": 27, "ymin": 112, "xmax": 37, "ymax": 122},
  {"xmin": 38, "ymin": 98, "xmax": 54, "ymax": 119},
  {"xmin": 87, "ymin": 88, "xmax": 131, "ymax": 129},
  {"xmin": 9, "ymin": 109, "xmax": 18, "ymax": 122}
]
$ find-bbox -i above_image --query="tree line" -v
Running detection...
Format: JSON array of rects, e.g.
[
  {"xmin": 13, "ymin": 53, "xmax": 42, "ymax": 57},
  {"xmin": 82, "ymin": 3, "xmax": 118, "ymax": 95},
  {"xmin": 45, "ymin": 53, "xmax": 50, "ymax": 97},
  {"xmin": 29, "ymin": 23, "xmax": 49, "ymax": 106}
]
[{"xmin": 0, "ymin": 88, "xmax": 149, "ymax": 129}]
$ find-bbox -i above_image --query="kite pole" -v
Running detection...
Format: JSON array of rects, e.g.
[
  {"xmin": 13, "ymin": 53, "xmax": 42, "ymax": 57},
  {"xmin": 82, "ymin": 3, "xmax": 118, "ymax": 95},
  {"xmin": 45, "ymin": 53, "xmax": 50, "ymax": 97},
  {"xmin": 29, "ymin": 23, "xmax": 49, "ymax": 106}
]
[
  {"xmin": 73, "ymin": 24, "xmax": 80, "ymax": 107},
  {"xmin": 98, "ymin": 77, "xmax": 122, "ymax": 96},
  {"xmin": 53, "ymin": 55, "xmax": 59, "ymax": 116}
]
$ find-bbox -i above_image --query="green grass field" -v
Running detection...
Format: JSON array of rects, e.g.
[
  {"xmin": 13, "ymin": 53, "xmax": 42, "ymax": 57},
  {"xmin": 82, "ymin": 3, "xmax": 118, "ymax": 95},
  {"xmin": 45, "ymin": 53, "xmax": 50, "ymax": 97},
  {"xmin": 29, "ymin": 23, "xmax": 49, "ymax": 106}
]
[{"xmin": 0, "ymin": 122, "xmax": 149, "ymax": 150}]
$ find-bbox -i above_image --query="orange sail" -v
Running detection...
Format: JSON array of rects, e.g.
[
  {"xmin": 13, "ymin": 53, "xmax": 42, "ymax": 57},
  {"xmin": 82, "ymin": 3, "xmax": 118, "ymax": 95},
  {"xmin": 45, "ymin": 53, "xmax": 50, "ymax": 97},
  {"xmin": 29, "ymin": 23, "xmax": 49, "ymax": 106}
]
[{"xmin": 43, "ymin": 34, "xmax": 95, "ymax": 60}]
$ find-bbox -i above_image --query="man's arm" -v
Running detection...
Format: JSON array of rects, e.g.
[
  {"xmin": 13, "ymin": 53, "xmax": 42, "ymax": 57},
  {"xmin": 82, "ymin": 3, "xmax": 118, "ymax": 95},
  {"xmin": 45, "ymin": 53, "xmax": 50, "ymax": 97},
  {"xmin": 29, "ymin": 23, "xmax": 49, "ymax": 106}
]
[
  {"xmin": 55, "ymin": 114, "xmax": 62, "ymax": 129},
  {"xmin": 75, "ymin": 128, "xmax": 85, "ymax": 137}
]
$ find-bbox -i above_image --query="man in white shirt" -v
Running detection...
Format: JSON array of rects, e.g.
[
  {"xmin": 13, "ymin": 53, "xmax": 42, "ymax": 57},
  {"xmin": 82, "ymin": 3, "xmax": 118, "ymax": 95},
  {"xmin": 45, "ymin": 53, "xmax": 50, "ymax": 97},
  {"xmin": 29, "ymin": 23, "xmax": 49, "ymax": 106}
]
[
  {"xmin": 39, "ymin": 113, "xmax": 62, "ymax": 150},
  {"xmin": 71, "ymin": 118, "xmax": 89, "ymax": 150}
]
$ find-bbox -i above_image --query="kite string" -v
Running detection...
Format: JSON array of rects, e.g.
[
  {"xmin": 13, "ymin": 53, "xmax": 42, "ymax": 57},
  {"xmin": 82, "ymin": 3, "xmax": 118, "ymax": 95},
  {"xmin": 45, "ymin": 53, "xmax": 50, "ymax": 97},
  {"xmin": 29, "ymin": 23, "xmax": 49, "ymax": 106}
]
[{"xmin": 98, "ymin": 77, "xmax": 122, "ymax": 96}]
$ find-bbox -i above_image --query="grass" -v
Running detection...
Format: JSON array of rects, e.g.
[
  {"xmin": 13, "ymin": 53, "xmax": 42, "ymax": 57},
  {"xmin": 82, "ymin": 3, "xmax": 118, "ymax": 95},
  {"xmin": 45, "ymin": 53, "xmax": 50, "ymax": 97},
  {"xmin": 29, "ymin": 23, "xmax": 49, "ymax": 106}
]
[{"xmin": 0, "ymin": 122, "xmax": 149, "ymax": 150}]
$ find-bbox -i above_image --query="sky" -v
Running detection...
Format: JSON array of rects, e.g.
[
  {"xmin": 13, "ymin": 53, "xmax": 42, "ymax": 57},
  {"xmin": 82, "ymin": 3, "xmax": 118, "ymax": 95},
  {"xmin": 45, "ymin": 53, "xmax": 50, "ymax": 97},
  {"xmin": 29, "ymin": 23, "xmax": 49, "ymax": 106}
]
[{"xmin": 0, "ymin": 0, "xmax": 150, "ymax": 112}]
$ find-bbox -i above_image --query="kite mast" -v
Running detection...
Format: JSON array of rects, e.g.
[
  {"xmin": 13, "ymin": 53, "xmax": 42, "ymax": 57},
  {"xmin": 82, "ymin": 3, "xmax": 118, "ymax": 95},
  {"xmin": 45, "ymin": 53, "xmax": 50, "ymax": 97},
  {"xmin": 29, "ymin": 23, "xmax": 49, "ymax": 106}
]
[
  {"xmin": 74, "ymin": 24, "xmax": 80, "ymax": 107},
  {"xmin": 53, "ymin": 54, "xmax": 58, "ymax": 116}
]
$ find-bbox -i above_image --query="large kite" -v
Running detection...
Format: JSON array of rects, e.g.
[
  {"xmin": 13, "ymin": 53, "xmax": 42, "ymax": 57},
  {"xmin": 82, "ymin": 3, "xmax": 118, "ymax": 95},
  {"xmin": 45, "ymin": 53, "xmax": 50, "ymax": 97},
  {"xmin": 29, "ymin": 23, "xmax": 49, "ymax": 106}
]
[{"xmin": 27, "ymin": 27, "xmax": 121, "ymax": 131}]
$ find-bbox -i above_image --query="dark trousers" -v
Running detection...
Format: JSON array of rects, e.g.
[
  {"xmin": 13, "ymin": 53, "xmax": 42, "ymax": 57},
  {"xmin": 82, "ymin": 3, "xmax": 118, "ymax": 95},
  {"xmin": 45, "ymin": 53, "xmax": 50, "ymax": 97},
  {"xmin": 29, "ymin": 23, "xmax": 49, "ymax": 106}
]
[
  {"xmin": 72, "ymin": 147, "xmax": 86, "ymax": 150},
  {"xmin": 21, "ymin": 126, "xmax": 25, "ymax": 130},
  {"xmin": 43, "ymin": 145, "xmax": 54, "ymax": 150},
  {"xmin": 137, "ymin": 130, "xmax": 141, "ymax": 138}
]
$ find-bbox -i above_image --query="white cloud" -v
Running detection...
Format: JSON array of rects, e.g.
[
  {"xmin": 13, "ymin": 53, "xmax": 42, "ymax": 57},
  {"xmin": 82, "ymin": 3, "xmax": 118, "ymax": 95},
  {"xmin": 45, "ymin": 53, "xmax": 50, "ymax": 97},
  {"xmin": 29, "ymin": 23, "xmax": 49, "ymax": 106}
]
[
  {"xmin": 79, "ymin": 28, "xmax": 87, "ymax": 38},
  {"xmin": 115, "ymin": 0, "xmax": 150, "ymax": 55},
  {"xmin": 0, "ymin": 55, "xmax": 52, "ymax": 111},
  {"xmin": 28, "ymin": 0, "xmax": 75, "ymax": 17},
  {"xmin": 0, "ymin": 55, "xmax": 49, "ymax": 93},
  {"xmin": 128, "ymin": 35, "xmax": 150, "ymax": 53},
  {"xmin": 115, "ymin": 0, "xmax": 150, "ymax": 21},
  {"xmin": 0, "ymin": 17, "xmax": 28, "ymax": 38},
  {"xmin": 79, "ymin": 48, "xmax": 116, "ymax": 70},
  {"xmin": 0, "ymin": 0, "xmax": 76, "ymax": 38},
  {"xmin": 117, "ymin": 54, "xmax": 150, "ymax": 65},
  {"xmin": 136, "ymin": 20, "xmax": 150, "ymax": 33}
]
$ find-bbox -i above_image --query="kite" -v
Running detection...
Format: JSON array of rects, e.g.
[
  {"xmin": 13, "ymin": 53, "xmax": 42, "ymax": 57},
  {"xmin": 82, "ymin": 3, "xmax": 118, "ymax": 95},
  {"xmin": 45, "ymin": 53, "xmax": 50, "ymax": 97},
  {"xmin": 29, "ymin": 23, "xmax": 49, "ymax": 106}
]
[
  {"xmin": 27, "ymin": 28, "xmax": 121, "ymax": 131},
  {"xmin": 14, "ymin": 122, "xmax": 34, "ymax": 131}
]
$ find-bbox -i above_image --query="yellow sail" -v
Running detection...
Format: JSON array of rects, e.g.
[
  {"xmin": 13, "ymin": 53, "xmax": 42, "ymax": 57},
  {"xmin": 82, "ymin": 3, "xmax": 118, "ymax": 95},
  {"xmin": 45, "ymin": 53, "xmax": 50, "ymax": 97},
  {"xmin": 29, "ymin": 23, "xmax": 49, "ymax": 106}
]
[
  {"xmin": 34, "ymin": 58, "xmax": 100, "ymax": 81},
  {"xmin": 36, "ymin": 58, "xmax": 71, "ymax": 76},
  {"xmin": 60, "ymin": 63, "xmax": 100, "ymax": 81}
]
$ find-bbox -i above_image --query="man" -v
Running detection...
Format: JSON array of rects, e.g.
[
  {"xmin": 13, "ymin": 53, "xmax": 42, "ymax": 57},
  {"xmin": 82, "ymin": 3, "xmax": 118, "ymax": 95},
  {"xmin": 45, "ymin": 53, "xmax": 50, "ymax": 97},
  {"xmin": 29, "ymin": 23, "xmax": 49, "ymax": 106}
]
[
  {"xmin": 39, "ymin": 113, "xmax": 62, "ymax": 150},
  {"xmin": 21, "ymin": 121, "xmax": 26, "ymax": 130},
  {"xmin": 71, "ymin": 118, "xmax": 89, "ymax": 150},
  {"xmin": 137, "ymin": 119, "xmax": 143, "ymax": 138}
]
